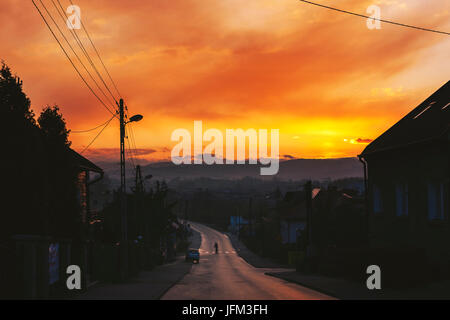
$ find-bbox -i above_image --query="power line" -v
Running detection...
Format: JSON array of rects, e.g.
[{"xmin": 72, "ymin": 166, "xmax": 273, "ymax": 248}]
[
  {"xmin": 298, "ymin": 0, "xmax": 450, "ymax": 36},
  {"xmin": 56, "ymin": 0, "xmax": 120, "ymax": 104},
  {"xmin": 125, "ymin": 106, "xmax": 140, "ymax": 165},
  {"xmin": 40, "ymin": 0, "xmax": 117, "ymax": 110},
  {"xmin": 80, "ymin": 113, "xmax": 115, "ymax": 154},
  {"xmin": 125, "ymin": 139, "xmax": 136, "ymax": 172},
  {"xmin": 128, "ymin": 123, "xmax": 140, "ymax": 165},
  {"xmin": 31, "ymin": 0, "xmax": 118, "ymax": 117},
  {"xmin": 71, "ymin": 116, "xmax": 115, "ymax": 133},
  {"xmin": 125, "ymin": 142, "xmax": 136, "ymax": 169},
  {"xmin": 124, "ymin": 115, "xmax": 142, "ymax": 170},
  {"xmin": 52, "ymin": 0, "xmax": 118, "ymax": 109},
  {"xmin": 67, "ymin": 0, "xmax": 123, "ymax": 99},
  {"xmin": 124, "ymin": 125, "xmax": 137, "ymax": 168},
  {"xmin": 35, "ymin": 1, "xmax": 140, "ymax": 164}
]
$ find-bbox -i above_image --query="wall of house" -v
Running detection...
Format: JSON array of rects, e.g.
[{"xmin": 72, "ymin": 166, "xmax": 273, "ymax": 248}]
[
  {"xmin": 229, "ymin": 216, "xmax": 249, "ymax": 234},
  {"xmin": 366, "ymin": 140, "xmax": 449, "ymax": 265},
  {"xmin": 280, "ymin": 220, "xmax": 305, "ymax": 244},
  {"xmin": 76, "ymin": 170, "xmax": 88, "ymax": 224}
]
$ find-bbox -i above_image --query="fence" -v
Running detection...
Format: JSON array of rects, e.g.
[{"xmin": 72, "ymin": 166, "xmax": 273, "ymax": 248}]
[{"xmin": 1, "ymin": 235, "xmax": 150, "ymax": 299}]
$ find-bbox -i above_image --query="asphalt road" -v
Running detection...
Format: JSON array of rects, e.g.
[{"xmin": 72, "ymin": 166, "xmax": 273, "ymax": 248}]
[{"xmin": 162, "ymin": 222, "xmax": 333, "ymax": 300}]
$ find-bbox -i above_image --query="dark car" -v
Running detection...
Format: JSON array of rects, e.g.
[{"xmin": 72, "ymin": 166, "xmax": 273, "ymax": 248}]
[{"xmin": 185, "ymin": 249, "xmax": 200, "ymax": 263}]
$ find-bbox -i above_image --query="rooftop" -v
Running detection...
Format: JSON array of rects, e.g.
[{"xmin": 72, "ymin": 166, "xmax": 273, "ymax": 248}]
[{"xmin": 361, "ymin": 81, "xmax": 449, "ymax": 156}]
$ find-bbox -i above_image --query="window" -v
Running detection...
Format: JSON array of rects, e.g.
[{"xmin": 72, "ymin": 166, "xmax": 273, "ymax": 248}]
[
  {"xmin": 395, "ymin": 183, "xmax": 408, "ymax": 216},
  {"xmin": 373, "ymin": 185, "xmax": 383, "ymax": 214},
  {"xmin": 428, "ymin": 182, "xmax": 446, "ymax": 220}
]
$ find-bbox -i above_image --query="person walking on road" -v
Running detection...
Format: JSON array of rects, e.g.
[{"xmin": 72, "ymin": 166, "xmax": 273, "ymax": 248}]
[{"xmin": 214, "ymin": 242, "xmax": 218, "ymax": 254}]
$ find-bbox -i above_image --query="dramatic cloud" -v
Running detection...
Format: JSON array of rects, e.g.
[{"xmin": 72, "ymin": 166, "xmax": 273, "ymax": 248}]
[
  {"xmin": 2, "ymin": 0, "xmax": 449, "ymax": 160},
  {"xmin": 343, "ymin": 138, "xmax": 374, "ymax": 144},
  {"xmin": 356, "ymin": 138, "xmax": 373, "ymax": 144},
  {"xmin": 82, "ymin": 147, "xmax": 159, "ymax": 162}
]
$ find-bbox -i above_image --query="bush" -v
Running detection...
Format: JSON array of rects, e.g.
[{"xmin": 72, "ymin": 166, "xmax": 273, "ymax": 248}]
[{"xmin": 288, "ymin": 250, "xmax": 304, "ymax": 267}]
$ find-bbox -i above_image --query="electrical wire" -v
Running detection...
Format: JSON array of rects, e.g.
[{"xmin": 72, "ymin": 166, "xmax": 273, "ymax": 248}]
[
  {"xmin": 53, "ymin": 0, "xmax": 119, "ymax": 108},
  {"xmin": 128, "ymin": 123, "xmax": 140, "ymax": 165},
  {"xmin": 31, "ymin": 0, "xmax": 118, "ymax": 117},
  {"xmin": 56, "ymin": 0, "xmax": 120, "ymax": 104},
  {"xmin": 125, "ymin": 107, "xmax": 140, "ymax": 166},
  {"xmin": 71, "ymin": 117, "xmax": 115, "ymax": 133},
  {"xmin": 80, "ymin": 113, "xmax": 115, "ymax": 154},
  {"xmin": 34, "ymin": 1, "xmax": 142, "ymax": 165},
  {"xmin": 124, "ymin": 125, "xmax": 137, "ymax": 168},
  {"xmin": 298, "ymin": 0, "xmax": 450, "ymax": 36},
  {"xmin": 40, "ymin": 0, "xmax": 117, "ymax": 110},
  {"xmin": 67, "ymin": 0, "xmax": 123, "ymax": 99}
]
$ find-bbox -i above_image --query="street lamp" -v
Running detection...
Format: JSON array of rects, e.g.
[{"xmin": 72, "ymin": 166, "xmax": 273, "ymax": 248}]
[
  {"xmin": 128, "ymin": 114, "xmax": 143, "ymax": 123},
  {"xmin": 118, "ymin": 97, "xmax": 143, "ymax": 280},
  {"xmin": 120, "ymin": 111, "xmax": 144, "ymax": 242}
]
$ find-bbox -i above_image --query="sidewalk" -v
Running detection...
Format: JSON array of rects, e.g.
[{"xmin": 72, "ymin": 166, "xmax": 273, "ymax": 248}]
[
  {"xmin": 228, "ymin": 232, "xmax": 450, "ymax": 299},
  {"xmin": 265, "ymin": 271, "xmax": 450, "ymax": 300},
  {"xmin": 74, "ymin": 230, "xmax": 201, "ymax": 300},
  {"xmin": 227, "ymin": 232, "xmax": 288, "ymax": 269},
  {"xmin": 265, "ymin": 271, "xmax": 374, "ymax": 299}
]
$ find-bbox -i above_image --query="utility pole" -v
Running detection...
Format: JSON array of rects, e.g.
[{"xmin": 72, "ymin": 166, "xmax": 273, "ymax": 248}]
[
  {"xmin": 135, "ymin": 165, "xmax": 143, "ymax": 194},
  {"xmin": 117, "ymin": 99, "xmax": 143, "ymax": 279},
  {"xmin": 119, "ymin": 98, "xmax": 128, "ymax": 279},
  {"xmin": 135, "ymin": 165, "xmax": 143, "ymax": 238},
  {"xmin": 119, "ymin": 98, "xmax": 127, "ymax": 242}
]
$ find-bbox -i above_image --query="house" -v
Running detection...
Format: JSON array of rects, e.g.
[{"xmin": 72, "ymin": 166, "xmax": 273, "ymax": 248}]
[
  {"xmin": 279, "ymin": 206, "xmax": 305, "ymax": 245},
  {"xmin": 359, "ymin": 81, "xmax": 449, "ymax": 268},
  {"xmin": 5, "ymin": 149, "xmax": 104, "ymax": 299},
  {"xmin": 68, "ymin": 148, "xmax": 104, "ymax": 227},
  {"xmin": 277, "ymin": 191, "xmax": 306, "ymax": 245},
  {"xmin": 229, "ymin": 215, "xmax": 249, "ymax": 234},
  {"xmin": 52, "ymin": 149, "xmax": 105, "ymax": 291},
  {"xmin": 277, "ymin": 189, "xmax": 321, "ymax": 245},
  {"xmin": 310, "ymin": 187, "xmax": 365, "ymax": 250}
]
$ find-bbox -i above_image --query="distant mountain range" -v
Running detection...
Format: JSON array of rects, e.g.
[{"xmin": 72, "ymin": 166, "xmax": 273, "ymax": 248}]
[{"xmin": 97, "ymin": 157, "xmax": 363, "ymax": 185}]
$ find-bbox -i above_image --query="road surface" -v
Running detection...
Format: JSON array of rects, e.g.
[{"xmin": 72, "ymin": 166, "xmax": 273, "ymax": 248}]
[{"xmin": 162, "ymin": 222, "xmax": 334, "ymax": 300}]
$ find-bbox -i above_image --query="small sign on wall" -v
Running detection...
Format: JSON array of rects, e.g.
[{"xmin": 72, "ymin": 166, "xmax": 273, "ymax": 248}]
[{"xmin": 49, "ymin": 243, "xmax": 59, "ymax": 285}]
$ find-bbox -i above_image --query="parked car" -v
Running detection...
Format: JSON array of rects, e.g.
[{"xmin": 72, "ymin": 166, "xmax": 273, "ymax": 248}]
[{"xmin": 185, "ymin": 249, "xmax": 200, "ymax": 263}]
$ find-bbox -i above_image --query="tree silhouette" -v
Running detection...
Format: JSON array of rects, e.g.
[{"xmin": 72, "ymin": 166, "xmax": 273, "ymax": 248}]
[
  {"xmin": 38, "ymin": 105, "xmax": 79, "ymax": 238},
  {"xmin": 0, "ymin": 61, "xmax": 35, "ymax": 123},
  {"xmin": 1, "ymin": 62, "xmax": 48, "ymax": 238},
  {"xmin": 1, "ymin": 62, "xmax": 79, "ymax": 239},
  {"xmin": 38, "ymin": 105, "xmax": 71, "ymax": 148}
]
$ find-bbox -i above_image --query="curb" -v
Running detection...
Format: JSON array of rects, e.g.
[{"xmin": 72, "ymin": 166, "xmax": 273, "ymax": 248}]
[
  {"xmin": 157, "ymin": 229, "xmax": 202, "ymax": 300},
  {"xmin": 227, "ymin": 233, "xmax": 289, "ymax": 269},
  {"xmin": 264, "ymin": 272, "xmax": 339, "ymax": 299},
  {"xmin": 156, "ymin": 262, "xmax": 194, "ymax": 300}
]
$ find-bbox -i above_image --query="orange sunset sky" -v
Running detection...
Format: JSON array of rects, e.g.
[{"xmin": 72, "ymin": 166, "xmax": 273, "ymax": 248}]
[{"xmin": 2, "ymin": 0, "xmax": 449, "ymax": 162}]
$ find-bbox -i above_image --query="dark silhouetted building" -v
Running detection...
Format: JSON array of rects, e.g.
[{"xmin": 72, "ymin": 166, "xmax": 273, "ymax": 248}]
[{"xmin": 360, "ymin": 81, "xmax": 449, "ymax": 271}]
